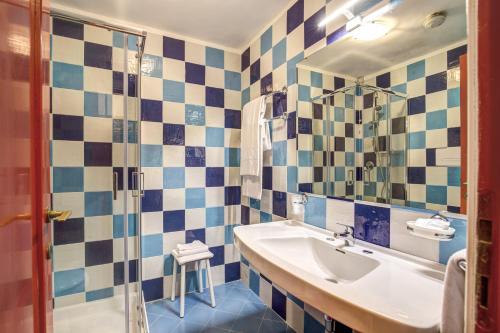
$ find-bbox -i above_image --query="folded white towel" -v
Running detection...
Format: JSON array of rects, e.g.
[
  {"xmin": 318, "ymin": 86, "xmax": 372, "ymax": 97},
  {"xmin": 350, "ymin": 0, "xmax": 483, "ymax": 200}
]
[
  {"xmin": 415, "ymin": 218, "xmax": 450, "ymax": 230},
  {"xmin": 176, "ymin": 247, "xmax": 210, "ymax": 257},
  {"xmin": 441, "ymin": 249, "xmax": 466, "ymax": 333},
  {"xmin": 177, "ymin": 240, "xmax": 208, "ymax": 252}
]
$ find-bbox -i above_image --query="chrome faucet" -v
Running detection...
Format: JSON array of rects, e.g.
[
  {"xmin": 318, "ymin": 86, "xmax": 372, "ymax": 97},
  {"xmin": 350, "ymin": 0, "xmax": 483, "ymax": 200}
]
[{"xmin": 333, "ymin": 223, "xmax": 355, "ymax": 246}]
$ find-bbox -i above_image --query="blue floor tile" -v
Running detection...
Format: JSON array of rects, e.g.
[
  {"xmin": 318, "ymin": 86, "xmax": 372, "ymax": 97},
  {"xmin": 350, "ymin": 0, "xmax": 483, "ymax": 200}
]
[
  {"xmin": 263, "ymin": 308, "xmax": 283, "ymax": 322},
  {"xmin": 258, "ymin": 319, "xmax": 288, "ymax": 333},
  {"xmin": 149, "ymin": 315, "xmax": 180, "ymax": 333},
  {"xmin": 217, "ymin": 297, "xmax": 245, "ymax": 315},
  {"xmin": 207, "ymin": 310, "xmax": 237, "ymax": 330},
  {"xmin": 174, "ymin": 320, "xmax": 207, "ymax": 333}
]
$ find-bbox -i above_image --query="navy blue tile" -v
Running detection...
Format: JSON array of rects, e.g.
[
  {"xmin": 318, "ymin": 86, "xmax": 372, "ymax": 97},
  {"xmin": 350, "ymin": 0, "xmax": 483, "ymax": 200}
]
[
  {"xmin": 206, "ymin": 167, "xmax": 224, "ymax": 187},
  {"xmin": 272, "ymin": 287, "xmax": 287, "ymax": 320},
  {"xmin": 273, "ymin": 93, "xmax": 287, "ymax": 118},
  {"xmin": 142, "ymin": 278, "xmax": 164, "ymax": 302},
  {"xmin": 250, "ymin": 60, "xmax": 260, "ymax": 85},
  {"xmin": 141, "ymin": 99, "xmax": 163, "ymax": 122},
  {"xmin": 298, "ymin": 183, "xmax": 312, "ymax": 193},
  {"xmin": 185, "ymin": 62, "xmax": 205, "ymax": 85},
  {"xmin": 426, "ymin": 72, "xmax": 447, "ymax": 94},
  {"xmin": 209, "ymin": 245, "xmax": 225, "ymax": 266},
  {"xmin": 354, "ymin": 203, "xmax": 390, "ymax": 248},
  {"xmin": 225, "ymin": 186, "xmax": 241, "ymax": 205},
  {"xmin": 225, "ymin": 109, "xmax": 241, "ymax": 129},
  {"xmin": 298, "ymin": 118, "xmax": 312, "ymax": 134},
  {"xmin": 260, "ymin": 72, "xmax": 272, "ymax": 95},
  {"xmin": 334, "ymin": 76, "xmax": 346, "ymax": 90},
  {"xmin": 304, "ymin": 7, "xmax": 326, "ymax": 49},
  {"xmin": 363, "ymin": 93, "xmax": 373, "ymax": 109},
  {"xmin": 142, "ymin": 190, "xmax": 163, "ymax": 212},
  {"xmin": 287, "ymin": 111, "xmax": 297, "ymax": 139},
  {"xmin": 84, "ymin": 142, "xmax": 112, "ymax": 166},
  {"xmin": 408, "ymin": 95, "xmax": 426, "ymax": 115},
  {"xmin": 163, "ymin": 210, "xmax": 185, "ymax": 232},
  {"xmin": 52, "ymin": 18, "xmax": 83, "ymax": 40},
  {"xmin": 327, "ymin": 26, "xmax": 347, "ymax": 45},
  {"xmin": 84, "ymin": 42, "xmax": 112, "ymax": 70},
  {"xmin": 186, "ymin": 228, "xmax": 206, "ymax": 244},
  {"xmin": 334, "ymin": 320, "xmax": 353, "ymax": 333},
  {"xmin": 206, "ymin": 87, "xmax": 224, "ymax": 108},
  {"xmin": 225, "ymin": 262, "xmax": 241, "ymax": 282},
  {"xmin": 408, "ymin": 167, "xmax": 426, "ymax": 184},
  {"xmin": 85, "ymin": 240, "xmax": 113, "ymax": 266},
  {"xmin": 53, "ymin": 114, "xmax": 83, "ymax": 141},
  {"xmin": 163, "ymin": 36, "xmax": 185, "ymax": 61},
  {"xmin": 356, "ymin": 110, "xmax": 363, "ymax": 124},
  {"xmin": 448, "ymin": 127, "xmax": 460, "ymax": 147},
  {"xmin": 241, "ymin": 47, "xmax": 250, "ymax": 71},
  {"xmin": 262, "ymin": 167, "xmax": 273, "ymax": 190},
  {"xmin": 163, "ymin": 123, "xmax": 185, "ymax": 145},
  {"xmin": 426, "ymin": 148, "xmax": 436, "ymax": 166},
  {"xmin": 185, "ymin": 146, "xmax": 206, "ymax": 167},
  {"xmin": 112, "ymin": 166, "xmax": 137, "ymax": 191},
  {"xmin": 376, "ymin": 72, "xmax": 391, "ymax": 88},
  {"xmin": 113, "ymin": 259, "xmax": 138, "ymax": 286},
  {"xmin": 53, "ymin": 217, "xmax": 84, "ymax": 245},
  {"xmin": 272, "ymin": 191, "xmax": 287, "ymax": 218},
  {"xmin": 112, "ymin": 72, "xmax": 137, "ymax": 97},
  {"xmin": 447, "ymin": 44, "xmax": 467, "ymax": 69},
  {"xmin": 287, "ymin": 0, "xmax": 304, "ymax": 34},
  {"xmin": 241, "ymin": 205, "xmax": 250, "ymax": 225}
]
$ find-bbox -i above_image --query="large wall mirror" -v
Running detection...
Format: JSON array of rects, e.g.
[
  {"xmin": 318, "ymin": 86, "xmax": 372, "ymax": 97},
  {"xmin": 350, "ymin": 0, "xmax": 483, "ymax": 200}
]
[{"xmin": 296, "ymin": 0, "xmax": 467, "ymax": 213}]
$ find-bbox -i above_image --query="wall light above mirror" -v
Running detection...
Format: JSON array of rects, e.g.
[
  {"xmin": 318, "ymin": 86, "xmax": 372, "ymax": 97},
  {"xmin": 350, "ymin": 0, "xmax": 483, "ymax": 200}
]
[{"xmin": 296, "ymin": 0, "xmax": 467, "ymax": 213}]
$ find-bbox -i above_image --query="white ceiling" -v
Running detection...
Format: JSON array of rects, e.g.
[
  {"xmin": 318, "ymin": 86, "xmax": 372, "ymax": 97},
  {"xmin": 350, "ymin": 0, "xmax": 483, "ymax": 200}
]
[
  {"xmin": 52, "ymin": 0, "xmax": 291, "ymax": 52},
  {"xmin": 300, "ymin": 0, "xmax": 467, "ymax": 78}
]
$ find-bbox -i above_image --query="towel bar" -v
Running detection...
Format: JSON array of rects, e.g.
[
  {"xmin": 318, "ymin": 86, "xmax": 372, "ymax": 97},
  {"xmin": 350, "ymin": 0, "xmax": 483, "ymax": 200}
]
[{"xmin": 458, "ymin": 259, "xmax": 467, "ymax": 272}]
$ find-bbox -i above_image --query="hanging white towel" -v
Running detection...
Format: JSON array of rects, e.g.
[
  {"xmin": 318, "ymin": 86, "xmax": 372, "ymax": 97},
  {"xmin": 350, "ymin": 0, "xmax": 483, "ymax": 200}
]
[
  {"xmin": 441, "ymin": 249, "xmax": 466, "ymax": 333},
  {"xmin": 240, "ymin": 96, "xmax": 266, "ymax": 176},
  {"xmin": 262, "ymin": 120, "xmax": 272, "ymax": 151}
]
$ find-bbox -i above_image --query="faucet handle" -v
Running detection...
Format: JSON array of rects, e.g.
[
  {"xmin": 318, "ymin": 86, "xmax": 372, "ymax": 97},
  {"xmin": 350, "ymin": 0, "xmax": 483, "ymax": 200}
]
[{"xmin": 335, "ymin": 223, "xmax": 354, "ymax": 235}]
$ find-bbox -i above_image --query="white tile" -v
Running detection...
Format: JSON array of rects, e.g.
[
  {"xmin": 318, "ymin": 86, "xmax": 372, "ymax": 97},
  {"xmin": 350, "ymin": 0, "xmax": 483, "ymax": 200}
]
[
  {"xmin": 426, "ymin": 167, "xmax": 448, "ymax": 186},
  {"xmin": 260, "ymin": 51, "xmax": 272, "ymax": 78},
  {"xmin": 272, "ymin": 14, "xmax": 287, "ymax": 46},
  {"xmin": 85, "ymin": 215, "xmax": 113, "ymax": 241},
  {"xmin": 326, "ymin": 198, "xmax": 354, "ymax": 232},
  {"xmin": 426, "ymin": 129, "xmax": 448, "ymax": 148},
  {"xmin": 224, "ymin": 51, "xmax": 240, "ymax": 72},
  {"xmin": 273, "ymin": 63, "xmax": 287, "ymax": 92},
  {"xmin": 425, "ymin": 52, "xmax": 447, "ymax": 76},
  {"xmin": 205, "ymin": 147, "xmax": 225, "ymax": 167},
  {"xmin": 225, "ymin": 205, "xmax": 241, "ymax": 225},
  {"xmin": 52, "ymin": 192, "xmax": 84, "ymax": 218},
  {"xmin": 142, "ymin": 255, "xmax": 164, "ymax": 280},
  {"xmin": 141, "ymin": 211, "xmax": 163, "ymax": 235},
  {"xmin": 53, "ymin": 243, "xmax": 85, "ymax": 271},
  {"xmin": 52, "ymin": 88, "xmax": 84, "ymax": 116},
  {"xmin": 141, "ymin": 76, "xmax": 163, "ymax": 100},
  {"xmin": 84, "ymin": 167, "xmax": 112, "ymax": 192},
  {"xmin": 304, "ymin": 0, "xmax": 324, "ymax": 19},
  {"xmin": 185, "ymin": 208, "xmax": 205, "ymax": 230},
  {"xmin": 205, "ymin": 187, "xmax": 225, "ymax": 207},
  {"xmin": 408, "ymin": 183, "xmax": 426, "ymax": 203},
  {"xmin": 286, "ymin": 298, "xmax": 305, "ymax": 333},
  {"xmin": 406, "ymin": 78, "xmax": 425, "ymax": 98},
  {"xmin": 52, "ymin": 36, "xmax": 84, "ymax": 65},
  {"xmin": 205, "ymin": 107, "xmax": 225, "ymax": 127},
  {"xmin": 225, "ymin": 90, "xmax": 241, "ymax": 110},
  {"xmin": 163, "ymin": 58, "xmax": 185, "ymax": 81},
  {"xmin": 210, "ymin": 264, "xmax": 226, "ymax": 286},
  {"xmin": 163, "ymin": 101, "xmax": 185, "ymax": 124},
  {"xmin": 162, "ymin": 146, "xmax": 185, "ymax": 167},
  {"xmin": 52, "ymin": 141, "xmax": 84, "ymax": 167},
  {"xmin": 185, "ymin": 83, "xmax": 205, "ymax": 106},
  {"xmin": 141, "ymin": 121, "xmax": 162, "ymax": 145},
  {"xmin": 185, "ymin": 125, "xmax": 205, "ymax": 146},
  {"xmin": 185, "ymin": 167, "xmax": 205, "ymax": 188},
  {"xmin": 163, "ymin": 231, "xmax": 185, "ymax": 255},
  {"xmin": 287, "ymin": 25, "xmax": 304, "ymax": 60},
  {"xmin": 249, "ymin": 38, "xmax": 260, "ymax": 65},
  {"xmin": 206, "ymin": 225, "xmax": 225, "ymax": 247},
  {"xmin": 163, "ymin": 188, "xmax": 185, "ymax": 210},
  {"xmin": 142, "ymin": 166, "xmax": 163, "ymax": 190},
  {"xmin": 272, "ymin": 166, "xmax": 287, "ymax": 192},
  {"xmin": 84, "ymin": 67, "xmax": 112, "ymax": 94},
  {"xmin": 205, "ymin": 67, "xmax": 224, "ymax": 88},
  {"xmin": 143, "ymin": 33, "xmax": 163, "ymax": 57},
  {"xmin": 185, "ymin": 41, "xmax": 205, "ymax": 65},
  {"xmin": 84, "ymin": 25, "xmax": 112, "ymax": 45},
  {"xmin": 54, "ymin": 293, "xmax": 85, "ymax": 308},
  {"xmin": 390, "ymin": 207, "xmax": 439, "ymax": 261},
  {"xmin": 83, "ymin": 117, "xmax": 112, "ymax": 142},
  {"xmin": 85, "ymin": 263, "xmax": 113, "ymax": 291},
  {"xmin": 287, "ymin": 194, "xmax": 305, "ymax": 221},
  {"xmin": 224, "ymin": 244, "xmax": 240, "ymax": 263},
  {"xmin": 224, "ymin": 128, "xmax": 241, "ymax": 148},
  {"xmin": 259, "ymin": 277, "xmax": 272, "ymax": 307}
]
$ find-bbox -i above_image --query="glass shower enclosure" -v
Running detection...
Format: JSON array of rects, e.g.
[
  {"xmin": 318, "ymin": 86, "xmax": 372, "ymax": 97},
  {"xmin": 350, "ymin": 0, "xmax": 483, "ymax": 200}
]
[{"xmin": 50, "ymin": 12, "xmax": 147, "ymax": 333}]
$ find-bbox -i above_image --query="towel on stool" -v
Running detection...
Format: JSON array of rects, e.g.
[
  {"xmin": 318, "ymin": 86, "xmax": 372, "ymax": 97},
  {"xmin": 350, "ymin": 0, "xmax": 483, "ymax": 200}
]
[
  {"xmin": 441, "ymin": 249, "xmax": 466, "ymax": 333},
  {"xmin": 177, "ymin": 240, "xmax": 209, "ymax": 257}
]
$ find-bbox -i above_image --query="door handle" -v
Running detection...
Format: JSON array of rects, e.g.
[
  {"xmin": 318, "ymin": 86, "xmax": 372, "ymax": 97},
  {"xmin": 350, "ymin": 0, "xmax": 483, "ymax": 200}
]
[
  {"xmin": 113, "ymin": 171, "xmax": 119, "ymax": 200},
  {"xmin": 347, "ymin": 169, "xmax": 354, "ymax": 186},
  {"xmin": 46, "ymin": 210, "xmax": 72, "ymax": 223}
]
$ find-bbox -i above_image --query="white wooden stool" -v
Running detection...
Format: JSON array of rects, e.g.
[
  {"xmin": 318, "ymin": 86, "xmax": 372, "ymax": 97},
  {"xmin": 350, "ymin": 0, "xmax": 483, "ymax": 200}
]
[{"xmin": 170, "ymin": 249, "xmax": 216, "ymax": 317}]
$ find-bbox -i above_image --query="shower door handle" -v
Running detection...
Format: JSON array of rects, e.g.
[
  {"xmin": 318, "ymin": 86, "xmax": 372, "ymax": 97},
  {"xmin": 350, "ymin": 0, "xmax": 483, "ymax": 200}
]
[
  {"xmin": 363, "ymin": 168, "xmax": 371, "ymax": 185},
  {"xmin": 113, "ymin": 172, "xmax": 119, "ymax": 200},
  {"xmin": 132, "ymin": 171, "xmax": 145, "ymax": 197},
  {"xmin": 347, "ymin": 170, "xmax": 354, "ymax": 186}
]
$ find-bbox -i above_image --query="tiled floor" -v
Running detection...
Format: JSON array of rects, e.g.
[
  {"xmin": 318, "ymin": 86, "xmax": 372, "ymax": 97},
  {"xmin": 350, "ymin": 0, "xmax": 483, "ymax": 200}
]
[{"xmin": 146, "ymin": 281, "xmax": 295, "ymax": 333}]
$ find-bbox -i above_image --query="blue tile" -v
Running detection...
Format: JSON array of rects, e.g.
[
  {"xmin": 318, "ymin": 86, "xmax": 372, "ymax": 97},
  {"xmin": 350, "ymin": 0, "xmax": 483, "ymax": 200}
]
[
  {"xmin": 163, "ymin": 123, "xmax": 185, "ymax": 146},
  {"xmin": 142, "ymin": 189, "xmax": 163, "ymax": 212},
  {"xmin": 86, "ymin": 287, "xmax": 113, "ymax": 302},
  {"xmin": 207, "ymin": 309, "xmax": 236, "ymax": 330},
  {"xmin": 225, "ymin": 262, "xmax": 240, "ymax": 282},
  {"xmin": 54, "ymin": 268, "xmax": 84, "ymax": 297},
  {"xmin": 304, "ymin": 7, "xmax": 326, "ymax": 49},
  {"xmin": 242, "ymin": 87, "xmax": 250, "ymax": 107},
  {"xmin": 447, "ymin": 44, "xmax": 467, "ymax": 69},
  {"xmin": 261, "ymin": 72, "xmax": 273, "ymax": 95},
  {"xmin": 206, "ymin": 167, "xmax": 224, "ymax": 187},
  {"xmin": 209, "ymin": 245, "xmax": 225, "ymax": 266},
  {"xmin": 408, "ymin": 131, "xmax": 426, "ymax": 149},
  {"xmin": 224, "ymin": 109, "xmax": 241, "ymax": 129},
  {"xmin": 287, "ymin": 52, "xmax": 304, "ymax": 85},
  {"xmin": 206, "ymin": 207, "xmax": 224, "ymax": 227},
  {"xmin": 241, "ymin": 205, "xmax": 250, "ymax": 225},
  {"xmin": 272, "ymin": 141, "xmax": 287, "ymax": 166},
  {"xmin": 259, "ymin": 319, "xmax": 288, "ymax": 333},
  {"xmin": 163, "ymin": 36, "xmax": 185, "ymax": 61},
  {"xmin": 448, "ymin": 167, "xmax": 461, "ymax": 186},
  {"xmin": 53, "ymin": 167, "xmax": 83, "ymax": 192},
  {"xmin": 271, "ymin": 287, "xmax": 286, "ymax": 320},
  {"xmin": 225, "ymin": 71, "xmax": 241, "ymax": 91},
  {"xmin": 298, "ymin": 117, "xmax": 312, "ymax": 134},
  {"xmin": 163, "ymin": 210, "xmax": 185, "ymax": 232},
  {"xmin": 113, "ymin": 32, "xmax": 138, "ymax": 50},
  {"xmin": 448, "ymin": 127, "xmax": 460, "ymax": 147},
  {"xmin": 225, "ymin": 148, "xmax": 240, "ymax": 167},
  {"xmin": 447, "ymin": 88, "xmax": 460, "ymax": 108},
  {"xmin": 408, "ymin": 95, "xmax": 426, "ymax": 115},
  {"xmin": 354, "ymin": 203, "xmax": 390, "ymax": 247},
  {"xmin": 249, "ymin": 270, "xmax": 260, "ymax": 295},
  {"xmin": 287, "ymin": 166, "xmax": 298, "ymax": 193},
  {"xmin": 53, "ymin": 62, "xmax": 83, "ymax": 90},
  {"xmin": 206, "ymin": 87, "xmax": 225, "ymax": 108},
  {"xmin": 186, "ymin": 188, "xmax": 205, "ymax": 209},
  {"xmin": 426, "ymin": 72, "xmax": 447, "ymax": 94},
  {"xmin": 185, "ymin": 62, "xmax": 205, "ymax": 85},
  {"xmin": 113, "ymin": 260, "xmax": 138, "ymax": 287},
  {"xmin": 142, "ymin": 234, "xmax": 163, "ymax": 258},
  {"xmin": 142, "ymin": 54, "xmax": 163, "ymax": 78},
  {"xmin": 439, "ymin": 218, "xmax": 467, "ymax": 264},
  {"xmin": 426, "ymin": 109, "xmax": 447, "ymax": 130},
  {"xmin": 250, "ymin": 60, "xmax": 260, "ymax": 85},
  {"xmin": 206, "ymin": 127, "xmax": 225, "ymax": 147},
  {"xmin": 241, "ymin": 47, "xmax": 250, "ymax": 71},
  {"xmin": 142, "ymin": 277, "xmax": 164, "ymax": 302},
  {"xmin": 186, "ymin": 146, "xmax": 206, "ymax": 167},
  {"xmin": 260, "ymin": 211, "xmax": 272, "ymax": 223},
  {"xmin": 310, "ymin": 71, "xmax": 322, "ymax": 88},
  {"xmin": 112, "ymin": 71, "xmax": 137, "ymax": 97},
  {"xmin": 392, "ymin": 83, "xmax": 407, "ymax": 94},
  {"xmin": 304, "ymin": 196, "xmax": 326, "ymax": 228},
  {"xmin": 84, "ymin": 42, "xmax": 112, "ymax": 70},
  {"xmin": 163, "ymin": 167, "xmax": 185, "ymax": 189},
  {"xmin": 84, "ymin": 92, "xmax": 112, "ymax": 117},
  {"xmin": 53, "ymin": 217, "xmax": 84, "ymax": 245},
  {"xmin": 287, "ymin": 0, "xmax": 304, "ymax": 34},
  {"xmin": 273, "ymin": 38, "xmax": 287, "ymax": 70},
  {"xmin": 141, "ymin": 144, "xmax": 163, "ymax": 167},
  {"xmin": 407, "ymin": 60, "xmax": 425, "ymax": 81},
  {"xmin": 426, "ymin": 185, "xmax": 447, "ymax": 205},
  {"xmin": 426, "ymin": 148, "xmax": 436, "ymax": 166},
  {"xmin": 376, "ymin": 72, "xmax": 391, "ymax": 88},
  {"xmin": 408, "ymin": 167, "xmax": 426, "ymax": 184},
  {"xmin": 225, "ymin": 225, "xmax": 237, "ymax": 244},
  {"xmin": 185, "ymin": 104, "xmax": 205, "ymax": 126},
  {"xmin": 84, "ymin": 191, "xmax": 112, "ymax": 216},
  {"xmin": 335, "ymin": 106, "xmax": 345, "ymax": 122},
  {"xmin": 163, "ymin": 80, "xmax": 185, "ymax": 103},
  {"xmin": 85, "ymin": 240, "xmax": 113, "ymax": 266},
  {"xmin": 260, "ymin": 26, "xmax": 273, "ymax": 56},
  {"xmin": 327, "ymin": 26, "xmax": 347, "ymax": 45},
  {"xmin": 298, "ymin": 85, "xmax": 310, "ymax": 101},
  {"xmin": 225, "ymin": 186, "xmax": 241, "ymax": 205},
  {"xmin": 272, "ymin": 191, "xmax": 287, "ymax": 218},
  {"xmin": 186, "ymin": 228, "xmax": 206, "ymax": 244},
  {"xmin": 52, "ymin": 18, "xmax": 83, "ymax": 39},
  {"xmin": 206, "ymin": 47, "xmax": 224, "ymax": 69},
  {"xmin": 298, "ymin": 151, "xmax": 313, "ymax": 167},
  {"xmin": 113, "ymin": 214, "xmax": 137, "ymax": 238},
  {"xmin": 262, "ymin": 167, "xmax": 273, "ymax": 190}
]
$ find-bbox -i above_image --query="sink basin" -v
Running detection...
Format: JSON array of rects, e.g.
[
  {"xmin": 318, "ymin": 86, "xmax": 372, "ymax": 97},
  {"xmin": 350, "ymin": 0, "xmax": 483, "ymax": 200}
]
[
  {"xmin": 234, "ymin": 220, "xmax": 445, "ymax": 333},
  {"xmin": 258, "ymin": 236, "xmax": 380, "ymax": 283}
]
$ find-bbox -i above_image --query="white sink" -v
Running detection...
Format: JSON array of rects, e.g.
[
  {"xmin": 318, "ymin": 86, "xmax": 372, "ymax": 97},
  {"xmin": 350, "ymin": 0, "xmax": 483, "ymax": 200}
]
[
  {"xmin": 258, "ymin": 236, "xmax": 380, "ymax": 283},
  {"xmin": 234, "ymin": 220, "xmax": 445, "ymax": 333}
]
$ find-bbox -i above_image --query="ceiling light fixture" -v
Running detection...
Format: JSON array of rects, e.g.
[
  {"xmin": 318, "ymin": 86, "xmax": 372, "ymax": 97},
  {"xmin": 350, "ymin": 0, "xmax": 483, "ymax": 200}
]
[
  {"xmin": 318, "ymin": 0, "xmax": 361, "ymax": 27},
  {"xmin": 351, "ymin": 21, "xmax": 391, "ymax": 40}
]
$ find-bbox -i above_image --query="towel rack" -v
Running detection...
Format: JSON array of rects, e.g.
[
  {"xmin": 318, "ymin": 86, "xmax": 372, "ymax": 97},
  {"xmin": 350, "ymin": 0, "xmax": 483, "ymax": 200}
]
[
  {"xmin": 263, "ymin": 86, "xmax": 288, "ymax": 122},
  {"xmin": 458, "ymin": 259, "xmax": 467, "ymax": 272}
]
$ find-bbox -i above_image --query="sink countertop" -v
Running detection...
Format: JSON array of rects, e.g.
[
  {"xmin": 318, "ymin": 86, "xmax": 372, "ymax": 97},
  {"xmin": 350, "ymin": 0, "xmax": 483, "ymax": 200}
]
[{"xmin": 234, "ymin": 220, "xmax": 445, "ymax": 333}]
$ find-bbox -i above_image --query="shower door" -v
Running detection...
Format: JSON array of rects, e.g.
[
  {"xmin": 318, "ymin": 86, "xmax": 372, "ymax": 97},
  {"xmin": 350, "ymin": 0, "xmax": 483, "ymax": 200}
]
[{"xmin": 50, "ymin": 17, "xmax": 143, "ymax": 333}]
